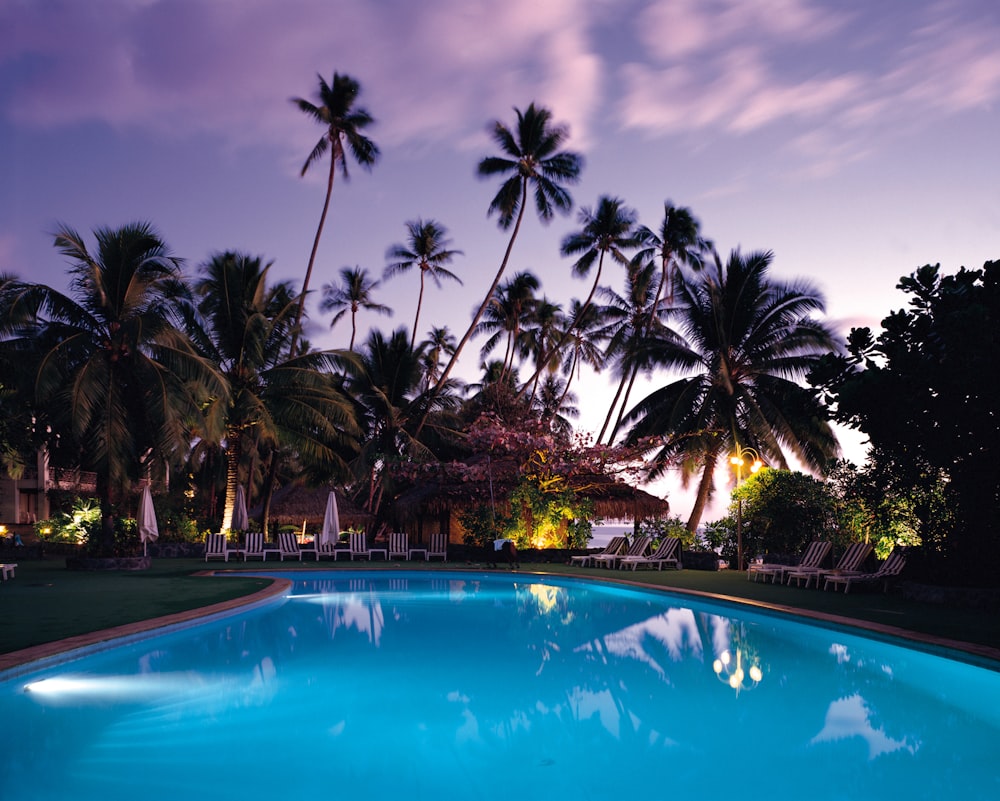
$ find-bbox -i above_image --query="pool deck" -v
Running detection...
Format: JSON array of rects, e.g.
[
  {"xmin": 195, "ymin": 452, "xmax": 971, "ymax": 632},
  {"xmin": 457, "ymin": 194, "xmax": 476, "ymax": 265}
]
[{"xmin": 2, "ymin": 569, "xmax": 998, "ymax": 673}]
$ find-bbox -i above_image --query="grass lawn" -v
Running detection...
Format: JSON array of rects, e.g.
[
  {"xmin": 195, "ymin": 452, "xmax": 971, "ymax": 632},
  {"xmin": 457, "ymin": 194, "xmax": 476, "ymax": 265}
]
[{"xmin": 2, "ymin": 556, "xmax": 998, "ymax": 664}]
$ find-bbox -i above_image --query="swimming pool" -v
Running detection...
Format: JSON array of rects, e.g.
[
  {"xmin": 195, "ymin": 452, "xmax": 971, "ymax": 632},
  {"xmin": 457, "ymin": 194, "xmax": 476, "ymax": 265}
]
[{"xmin": 2, "ymin": 571, "xmax": 998, "ymax": 800}]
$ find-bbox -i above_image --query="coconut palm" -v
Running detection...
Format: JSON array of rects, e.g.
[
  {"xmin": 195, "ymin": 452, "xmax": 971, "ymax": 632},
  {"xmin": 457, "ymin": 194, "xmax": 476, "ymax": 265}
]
[
  {"xmin": 193, "ymin": 252, "xmax": 360, "ymax": 533},
  {"xmin": 418, "ymin": 326, "xmax": 456, "ymax": 392},
  {"xmin": 425, "ymin": 103, "xmax": 583, "ymax": 409},
  {"xmin": 291, "ymin": 72, "xmax": 379, "ymax": 352},
  {"xmin": 623, "ymin": 249, "xmax": 840, "ymax": 532},
  {"xmin": 633, "ymin": 202, "xmax": 711, "ymax": 309},
  {"xmin": 524, "ymin": 195, "xmax": 638, "ymax": 392},
  {"xmin": 473, "ymin": 270, "xmax": 540, "ymax": 378},
  {"xmin": 596, "ymin": 260, "xmax": 660, "ymax": 443},
  {"xmin": 520, "ymin": 296, "xmax": 565, "ymax": 403},
  {"xmin": 350, "ymin": 327, "xmax": 461, "ymax": 516},
  {"xmin": 555, "ymin": 299, "xmax": 607, "ymax": 412},
  {"xmin": 384, "ymin": 219, "xmax": 463, "ymax": 347},
  {"xmin": 2, "ymin": 223, "xmax": 226, "ymax": 552},
  {"xmin": 320, "ymin": 266, "xmax": 392, "ymax": 350}
]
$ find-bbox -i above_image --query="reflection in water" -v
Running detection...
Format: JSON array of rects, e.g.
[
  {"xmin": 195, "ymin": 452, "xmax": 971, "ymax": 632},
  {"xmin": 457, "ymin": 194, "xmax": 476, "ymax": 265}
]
[{"xmin": 811, "ymin": 693, "xmax": 919, "ymax": 759}]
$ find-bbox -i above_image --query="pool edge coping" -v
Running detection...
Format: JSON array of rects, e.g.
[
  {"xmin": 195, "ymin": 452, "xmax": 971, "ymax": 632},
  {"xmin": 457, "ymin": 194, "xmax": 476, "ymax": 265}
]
[{"xmin": 2, "ymin": 567, "xmax": 998, "ymax": 671}]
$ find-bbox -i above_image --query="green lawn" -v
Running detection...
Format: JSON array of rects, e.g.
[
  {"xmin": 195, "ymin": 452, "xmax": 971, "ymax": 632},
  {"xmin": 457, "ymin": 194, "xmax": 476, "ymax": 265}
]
[{"xmin": 2, "ymin": 557, "xmax": 998, "ymax": 663}]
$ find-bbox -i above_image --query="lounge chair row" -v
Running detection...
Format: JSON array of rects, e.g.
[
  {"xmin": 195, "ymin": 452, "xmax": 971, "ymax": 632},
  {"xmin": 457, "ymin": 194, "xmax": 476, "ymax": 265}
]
[
  {"xmin": 204, "ymin": 531, "xmax": 447, "ymax": 562},
  {"xmin": 747, "ymin": 540, "xmax": 907, "ymax": 593},
  {"xmin": 570, "ymin": 536, "xmax": 682, "ymax": 571}
]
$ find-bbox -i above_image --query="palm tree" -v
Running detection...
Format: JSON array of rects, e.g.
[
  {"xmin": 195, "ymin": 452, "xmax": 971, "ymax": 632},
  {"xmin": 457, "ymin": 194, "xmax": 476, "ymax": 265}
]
[
  {"xmin": 193, "ymin": 252, "xmax": 359, "ymax": 533},
  {"xmin": 384, "ymin": 219, "xmax": 463, "ymax": 347},
  {"xmin": 350, "ymin": 327, "xmax": 460, "ymax": 517},
  {"xmin": 623, "ymin": 249, "xmax": 840, "ymax": 532},
  {"xmin": 418, "ymin": 326, "xmax": 456, "ymax": 392},
  {"xmin": 473, "ymin": 270, "xmax": 540, "ymax": 378},
  {"xmin": 523, "ymin": 195, "xmax": 638, "ymax": 392},
  {"xmin": 520, "ymin": 296, "xmax": 565, "ymax": 402},
  {"xmin": 424, "ymin": 103, "xmax": 583, "ymax": 413},
  {"xmin": 555, "ymin": 299, "xmax": 607, "ymax": 411},
  {"xmin": 596, "ymin": 260, "xmax": 660, "ymax": 443},
  {"xmin": 291, "ymin": 72, "xmax": 379, "ymax": 352},
  {"xmin": 320, "ymin": 266, "xmax": 392, "ymax": 350},
  {"xmin": 2, "ymin": 223, "xmax": 226, "ymax": 553}
]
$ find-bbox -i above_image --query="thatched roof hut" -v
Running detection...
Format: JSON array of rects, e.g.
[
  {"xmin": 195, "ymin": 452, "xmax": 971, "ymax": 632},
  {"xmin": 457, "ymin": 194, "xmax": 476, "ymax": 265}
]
[
  {"xmin": 392, "ymin": 471, "xmax": 668, "ymax": 525},
  {"xmin": 257, "ymin": 482, "xmax": 370, "ymax": 529}
]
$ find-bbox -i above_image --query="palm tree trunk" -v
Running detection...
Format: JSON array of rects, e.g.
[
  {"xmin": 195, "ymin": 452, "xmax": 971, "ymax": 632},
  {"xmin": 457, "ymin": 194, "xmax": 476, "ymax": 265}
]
[
  {"xmin": 411, "ymin": 274, "xmax": 426, "ymax": 348},
  {"xmin": 222, "ymin": 429, "xmax": 241, "ymax": 532},
  {"xmin": 290, "ymin": 153, "xmax": 337, "ymax": 357},
  {"xmin": 597, "ymin": 368, "xmax": 631, "ymax": 444},
  {"xmin": 686, "ymin": 451, "xmax": 719, "ymax": 533},
  {"xmin": 415, "ymin": 182, "xmax": 529, "ymax": 437},
  {"xmin": 609, "ymin": 363, "xmax": 643, "ymax": 442}
]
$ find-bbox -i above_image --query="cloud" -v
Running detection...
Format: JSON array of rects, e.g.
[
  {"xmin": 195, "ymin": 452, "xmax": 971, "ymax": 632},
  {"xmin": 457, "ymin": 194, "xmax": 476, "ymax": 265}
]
[
  {"xmin": 0, "ymin": 0, "xmax": 603, "ymax": 157},
  {"xmin": 618, "ymin": 0, "xmax": 1000, "ymax": 174}
]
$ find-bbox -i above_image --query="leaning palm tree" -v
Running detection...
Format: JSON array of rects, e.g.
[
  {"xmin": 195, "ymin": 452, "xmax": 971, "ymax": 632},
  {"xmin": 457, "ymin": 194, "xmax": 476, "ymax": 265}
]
[
  {"xmin": 384, "ymin": 219, "xmax": 463, "ymax": 347},
  {"xmin": 291, "ymin": 72, "xmax": 379, "ymax": 352},
  {"xmin": 623, "ymin": 249, "xmax": 840, "ymax": 533},
  {"xmin": 424, "ymin": 103, "xmax": 583, "ymax": 413},
  {"xmin": 193, "ymin": 252, "xmax": 360, "ymax": 534},
  {"xmin": 2, "ymin": 223, "xmax": 227, "ymax": 553},
  {"xmin": 320, "ymin": 266, "xmax": 392, "ymax": 350},
  {"xmin": 522, "ymin": 195, "xmax": 638, "ymax": 393}
]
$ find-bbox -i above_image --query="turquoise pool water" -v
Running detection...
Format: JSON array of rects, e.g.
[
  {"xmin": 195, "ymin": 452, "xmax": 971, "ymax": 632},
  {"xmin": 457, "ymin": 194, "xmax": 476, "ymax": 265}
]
[{"xmin": 2, "ymin": 571, "xmax": 998, "ymax": 800}]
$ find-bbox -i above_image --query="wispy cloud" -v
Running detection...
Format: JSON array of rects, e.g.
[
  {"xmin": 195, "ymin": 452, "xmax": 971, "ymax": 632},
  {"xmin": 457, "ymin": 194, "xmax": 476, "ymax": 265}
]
[{"xmin": 618, "ymin": 0, "xmax": 1000, "ymax": 173}]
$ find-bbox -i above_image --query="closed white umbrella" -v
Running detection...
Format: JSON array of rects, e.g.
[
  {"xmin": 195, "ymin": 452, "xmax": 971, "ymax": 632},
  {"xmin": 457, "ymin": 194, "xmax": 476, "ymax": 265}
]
[
  {"xmin": 138, "ymin": 484, "xmax": 159, "ymax": 557},
  {"xmin": 232, "ymin": 485, "xmax": 249, "ymax": 531},
  {"xmin": 318, "ymin": 491, "xmax": 340, "ymax": 548}
]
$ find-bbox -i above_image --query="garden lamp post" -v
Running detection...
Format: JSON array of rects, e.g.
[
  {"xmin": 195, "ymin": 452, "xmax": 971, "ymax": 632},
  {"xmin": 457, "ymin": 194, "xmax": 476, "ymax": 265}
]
[{"xmin": 730, "ymin": 445, "xmax": 763, "ymax": 572}]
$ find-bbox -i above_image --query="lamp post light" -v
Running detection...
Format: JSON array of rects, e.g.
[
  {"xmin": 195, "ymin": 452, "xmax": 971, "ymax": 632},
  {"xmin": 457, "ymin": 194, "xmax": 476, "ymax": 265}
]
[{"xmin": 729, "ymin": 445, "xmax": 763, "ymax": 573}]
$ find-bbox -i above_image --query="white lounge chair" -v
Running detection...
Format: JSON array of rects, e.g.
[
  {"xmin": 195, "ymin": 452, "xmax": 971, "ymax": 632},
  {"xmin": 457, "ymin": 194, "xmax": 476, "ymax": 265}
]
[
  {"xmin": 388, "ymin": 532, "xmax": 409, "ymax": 560},
  {"xmin": 348, "ymin": 530, "xmax": 375, "ymax": 560},
  {"xmin": 824, "ymin": 548, "xmax": 907, "ymax": 593},
  {"xmin": 620, "ymin": 537, "xmax": 681, "ymax": 571},
  {"xmin": 1, "ymin": 563, "xmax": 16, "ymax": 580},
  {"xmin": 276, "ymin": 531, "xmax": 307, "ymax": 561},
  {"xmin": 427, "ymin": 532, "xmax": 447, "ymax": 561},
  {"xmin": 594, "ymin": 535, "xmax": 650, "ymax": 569},
  {"xmin": 570, "ymin": 535, "xmax": 627, "ymax": 568},
  {"xmin": 787, "ymin": 541, "xmax": 872, "ymax": 588},
  {"xmin": 749, "ymin": 541, "xmax": 831, "ymax": 584},
  {"xmin": 240, "ymin": 531, "xmax": 265, "ymax": 561},
  {"xmin": 204, "ymin": 533, "xmax": 234, "ymax": 562}
]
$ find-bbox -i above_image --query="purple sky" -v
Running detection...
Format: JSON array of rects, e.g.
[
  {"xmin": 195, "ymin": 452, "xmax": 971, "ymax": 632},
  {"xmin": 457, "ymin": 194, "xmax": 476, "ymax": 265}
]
[{"xmin": 2, "ymin": 0, "xmax": 999, "ymax": 521}]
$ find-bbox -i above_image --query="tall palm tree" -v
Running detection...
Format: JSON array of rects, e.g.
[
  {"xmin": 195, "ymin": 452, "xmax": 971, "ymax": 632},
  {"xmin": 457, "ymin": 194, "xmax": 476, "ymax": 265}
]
[
  {"xmin": 623, "ymin": 249, "xmax": 840, "ymax": 532},
  {"xmin": 596, "ymin": 260, "xmax": 660, "ymax": 443},
  {"xmin": 320, "ymin": 266, "xmax": 392, "ymax": 350},
  {"xmin": 193, "ymin": 252, "xmax": 359, "ymax": 533},
  {"xmin": 291, "ymin": 72, "xmax": 379, "ymax": 353},
  {"xmin": 384, "ymin": 219, "xmax": 463, "ymax": 346},
  {"xmin": 473, "ymin": 270, "xmax": 540, "ymax": 378},
  {"xmin": 424, "ymin": 103, "xmax": 583, "ymax": 414},
  {"xmin": 2, "ymin": 223, "xmax": 226, "ymax": 552},
  {"xmin": 523, "ymin": 195, "xmax": 638, "ymax": 392}
]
